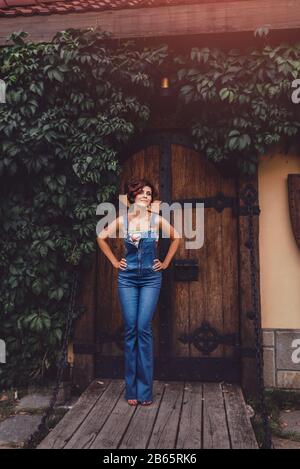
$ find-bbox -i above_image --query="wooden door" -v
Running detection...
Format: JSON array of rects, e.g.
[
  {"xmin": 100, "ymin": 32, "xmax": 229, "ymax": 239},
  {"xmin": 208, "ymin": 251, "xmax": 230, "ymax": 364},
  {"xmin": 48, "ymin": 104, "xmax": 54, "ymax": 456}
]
[{"xmin": 94, "ymin": 132, "xmax": 240, "ymax": 382}]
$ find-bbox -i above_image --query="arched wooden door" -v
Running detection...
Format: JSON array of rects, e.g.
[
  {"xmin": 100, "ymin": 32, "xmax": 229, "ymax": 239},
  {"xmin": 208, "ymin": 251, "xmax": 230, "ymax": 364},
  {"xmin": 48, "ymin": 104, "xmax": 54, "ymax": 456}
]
[{"xmin": 94, "ymin": 132, "xmax": 240, "ymax": 382}]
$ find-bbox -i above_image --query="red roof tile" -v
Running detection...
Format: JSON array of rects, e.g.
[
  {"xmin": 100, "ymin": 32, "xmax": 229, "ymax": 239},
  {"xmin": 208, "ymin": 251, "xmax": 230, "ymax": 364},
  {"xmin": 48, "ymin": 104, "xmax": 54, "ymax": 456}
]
[{"xmin": 0, "ymin": 0, "xmax": 241, "ymax": 18}]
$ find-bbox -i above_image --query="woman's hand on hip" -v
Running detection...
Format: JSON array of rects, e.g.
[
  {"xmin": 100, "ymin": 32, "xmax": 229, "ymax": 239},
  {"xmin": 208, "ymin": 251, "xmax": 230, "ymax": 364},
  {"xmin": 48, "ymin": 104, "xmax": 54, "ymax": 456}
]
[
  {"xmin": 152, "ymin": 259, "xmax": 168, "ymax": 271},
  {"xmin": 114, "ymin": 258, "xmax": 127, "ymax": 270}
]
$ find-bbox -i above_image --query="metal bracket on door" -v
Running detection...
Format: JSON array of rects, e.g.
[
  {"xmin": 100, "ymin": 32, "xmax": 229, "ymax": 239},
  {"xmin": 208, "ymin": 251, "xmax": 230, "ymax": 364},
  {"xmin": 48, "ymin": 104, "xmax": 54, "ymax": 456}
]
[
  {"xmin": 169, "ymin": 192, "xmax": 260, "ymax": 217},
  {"xmin": 178, "ymin": 320, "xmax": 238, "ymax": 355}
]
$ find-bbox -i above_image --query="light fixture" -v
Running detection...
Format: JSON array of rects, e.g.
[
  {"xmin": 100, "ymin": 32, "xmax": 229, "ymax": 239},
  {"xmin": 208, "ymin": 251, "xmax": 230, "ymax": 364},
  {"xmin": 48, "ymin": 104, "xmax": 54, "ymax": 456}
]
[
  {"xmin": 160, "ymin": 76, "xmax": 169, "ymax": 89},
  {"xmin": 160, "ymin": 76, "xmax": 171, "ymax": 97}
]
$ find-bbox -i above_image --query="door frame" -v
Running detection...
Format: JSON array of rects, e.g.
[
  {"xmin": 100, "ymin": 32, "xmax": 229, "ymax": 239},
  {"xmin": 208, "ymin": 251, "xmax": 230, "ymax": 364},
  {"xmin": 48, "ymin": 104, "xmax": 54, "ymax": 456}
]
[{"xmin": 72, "ymin": 129, "xmax": 262, "ymax": 397}]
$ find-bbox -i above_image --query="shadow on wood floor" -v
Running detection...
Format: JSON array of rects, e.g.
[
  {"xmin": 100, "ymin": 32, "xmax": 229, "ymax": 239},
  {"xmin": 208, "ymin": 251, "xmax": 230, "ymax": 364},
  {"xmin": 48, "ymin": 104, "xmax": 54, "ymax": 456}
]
[{"xmin": 37, "ymin": 379, "xmax": 258, "ymax": 449}]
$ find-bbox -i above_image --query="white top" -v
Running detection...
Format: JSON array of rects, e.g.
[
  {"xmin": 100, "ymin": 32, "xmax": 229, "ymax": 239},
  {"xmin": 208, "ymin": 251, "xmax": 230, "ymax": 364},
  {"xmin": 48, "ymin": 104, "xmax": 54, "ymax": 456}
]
[{"xmin": 124, "ymin": 212, "xmax": 159, "ymax": 247}]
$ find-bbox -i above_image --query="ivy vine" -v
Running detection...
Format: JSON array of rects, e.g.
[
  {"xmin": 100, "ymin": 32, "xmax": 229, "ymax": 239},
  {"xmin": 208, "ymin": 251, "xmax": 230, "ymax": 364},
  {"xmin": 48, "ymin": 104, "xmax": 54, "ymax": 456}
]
[
  {"xmin": 172, "ymin": 42, "xmax": 300, "ymax": 174},
  {"xmin": 0, "ymin": 28, "xmax": 167, "ymax": 387}
]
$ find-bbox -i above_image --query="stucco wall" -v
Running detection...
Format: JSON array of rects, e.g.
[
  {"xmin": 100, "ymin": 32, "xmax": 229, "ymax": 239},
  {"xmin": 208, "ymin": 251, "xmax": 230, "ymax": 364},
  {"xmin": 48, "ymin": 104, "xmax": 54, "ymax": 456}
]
[{"xmin": 259, "ymin": 150, "xmax": 300, "ymax": 329}]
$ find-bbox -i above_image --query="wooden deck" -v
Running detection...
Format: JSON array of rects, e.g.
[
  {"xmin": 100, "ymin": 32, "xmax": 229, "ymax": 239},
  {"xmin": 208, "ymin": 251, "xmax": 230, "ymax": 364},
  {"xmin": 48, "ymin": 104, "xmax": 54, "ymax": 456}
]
[{"xmin": 37, "ymin": 379, "xmax": 258, "ymax": 449}]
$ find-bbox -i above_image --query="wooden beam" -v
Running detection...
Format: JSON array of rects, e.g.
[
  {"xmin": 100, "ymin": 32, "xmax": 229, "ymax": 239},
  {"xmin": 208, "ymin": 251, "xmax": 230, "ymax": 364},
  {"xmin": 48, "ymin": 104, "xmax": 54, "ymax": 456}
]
[
  {"xmin": 237, "ymin": 171, "xmax": 262, "ymax": 398},
  {"xmin": 1, "ymin": 0, "xmax": 300, "ymax": 45}
]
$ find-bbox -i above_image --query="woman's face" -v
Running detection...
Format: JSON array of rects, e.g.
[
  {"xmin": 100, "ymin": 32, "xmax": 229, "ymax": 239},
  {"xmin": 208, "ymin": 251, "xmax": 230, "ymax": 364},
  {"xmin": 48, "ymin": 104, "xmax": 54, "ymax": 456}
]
[{"xmin": 134, "ymin": 185, "xmax": 152, "ymax": 208}]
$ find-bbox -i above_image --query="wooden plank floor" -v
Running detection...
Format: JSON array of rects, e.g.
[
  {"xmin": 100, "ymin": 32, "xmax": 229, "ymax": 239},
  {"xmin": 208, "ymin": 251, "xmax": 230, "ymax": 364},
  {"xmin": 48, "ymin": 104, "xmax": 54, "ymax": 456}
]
[{"xmin": 37, "ymin": 379, "xmax": 258, "ymax": 449}]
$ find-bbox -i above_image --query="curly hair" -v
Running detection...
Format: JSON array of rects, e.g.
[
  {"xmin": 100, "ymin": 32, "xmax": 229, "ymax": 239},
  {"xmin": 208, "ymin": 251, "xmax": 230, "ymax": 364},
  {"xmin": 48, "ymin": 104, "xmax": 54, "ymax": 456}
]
[{"xmin": 124, "ymin": 177, "xmax": 158, "ymax": 205}]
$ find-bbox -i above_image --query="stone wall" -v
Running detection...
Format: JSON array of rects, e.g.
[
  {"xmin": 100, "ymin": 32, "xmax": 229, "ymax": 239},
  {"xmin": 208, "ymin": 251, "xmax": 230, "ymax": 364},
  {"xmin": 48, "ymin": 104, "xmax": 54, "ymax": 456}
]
[{"xmin": 263, "ymin": 329, "xmax": 300, "ymax": 389}]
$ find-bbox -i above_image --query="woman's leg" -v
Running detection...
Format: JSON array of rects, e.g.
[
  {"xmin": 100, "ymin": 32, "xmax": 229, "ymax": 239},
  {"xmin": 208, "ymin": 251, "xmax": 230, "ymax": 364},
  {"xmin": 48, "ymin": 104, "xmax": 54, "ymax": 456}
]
[
  {"xmin": 136, "ymin": 286, "xmax": 161, "ymax": 401},
  {"xmin": 118, "ymin": 286, "xmax": 139, "ymax": 400}
]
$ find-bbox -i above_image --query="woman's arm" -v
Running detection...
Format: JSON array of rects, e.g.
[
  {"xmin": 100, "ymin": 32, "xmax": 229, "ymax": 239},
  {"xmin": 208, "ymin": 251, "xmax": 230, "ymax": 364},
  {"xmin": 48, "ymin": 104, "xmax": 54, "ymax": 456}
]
[
  {"xmin": 153, "ymin": 215, "xmax": 181, "ymax": 271},
  {"xmin": 96, "ymin": 216, "xmax": 127, "ymax": 270}
]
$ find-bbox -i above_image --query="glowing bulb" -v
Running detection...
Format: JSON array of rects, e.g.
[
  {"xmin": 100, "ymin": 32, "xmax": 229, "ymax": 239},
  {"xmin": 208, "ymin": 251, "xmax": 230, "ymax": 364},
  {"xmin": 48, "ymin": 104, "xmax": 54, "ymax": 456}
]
[{"xmin": 161, "ymin": 77, "xmax": 169, "ymax": 89}]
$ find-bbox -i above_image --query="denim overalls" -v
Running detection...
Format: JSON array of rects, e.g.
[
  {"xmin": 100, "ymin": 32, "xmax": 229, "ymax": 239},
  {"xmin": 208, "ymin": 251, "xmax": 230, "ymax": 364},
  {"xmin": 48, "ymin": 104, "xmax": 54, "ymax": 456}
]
[{"xmin": 117, "ymin": 211, "xmax": 162, "ymax": 401}]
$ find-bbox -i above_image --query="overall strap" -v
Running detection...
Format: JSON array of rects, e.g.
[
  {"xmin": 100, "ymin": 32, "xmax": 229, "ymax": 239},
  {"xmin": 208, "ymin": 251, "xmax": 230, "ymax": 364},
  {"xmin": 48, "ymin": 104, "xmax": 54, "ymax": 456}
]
[
  {"xmin": 150, "ymin": 212, "xmax": 158, "ymax": 230},
  {"xmin": 149, "ymin": 211, "xmax": 154, "ymax": 229},
  {"xmin": 123, "ymin": 210, "xmax": 128, "ymax": 236}
]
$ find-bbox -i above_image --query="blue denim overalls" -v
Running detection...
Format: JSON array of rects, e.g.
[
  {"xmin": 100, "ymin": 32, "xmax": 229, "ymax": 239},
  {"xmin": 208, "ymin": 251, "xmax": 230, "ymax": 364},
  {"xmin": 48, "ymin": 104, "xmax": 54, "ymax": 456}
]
[{"xmin": 117, "ymin": 210, "xmax": 162, "ymax": 401}]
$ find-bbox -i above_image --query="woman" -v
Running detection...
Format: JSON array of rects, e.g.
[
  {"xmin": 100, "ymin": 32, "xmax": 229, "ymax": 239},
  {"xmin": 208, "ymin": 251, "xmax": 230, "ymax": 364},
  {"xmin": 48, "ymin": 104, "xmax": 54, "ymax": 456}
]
[{"xmin": 97, "ymin": 177, "xmax": 180, "ymax": 406}]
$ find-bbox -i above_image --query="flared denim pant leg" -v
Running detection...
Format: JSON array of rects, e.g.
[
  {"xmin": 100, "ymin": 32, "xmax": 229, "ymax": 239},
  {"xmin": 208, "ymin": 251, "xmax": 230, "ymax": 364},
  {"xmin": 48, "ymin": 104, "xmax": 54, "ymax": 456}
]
[{"xmin": 118, "ymin": 281, "xmax": 161, "ymax": 401}]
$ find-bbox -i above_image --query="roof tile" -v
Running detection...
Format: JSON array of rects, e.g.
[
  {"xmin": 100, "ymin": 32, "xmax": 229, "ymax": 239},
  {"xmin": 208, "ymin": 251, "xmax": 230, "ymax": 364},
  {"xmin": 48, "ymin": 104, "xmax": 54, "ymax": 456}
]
[
  {"xmin": 0, "ymin": 0, "xmax": 241, "ymax": 19},
  {"xmin": 4, "ymin": 0, "xmax": 37, "ymax": 6}
]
